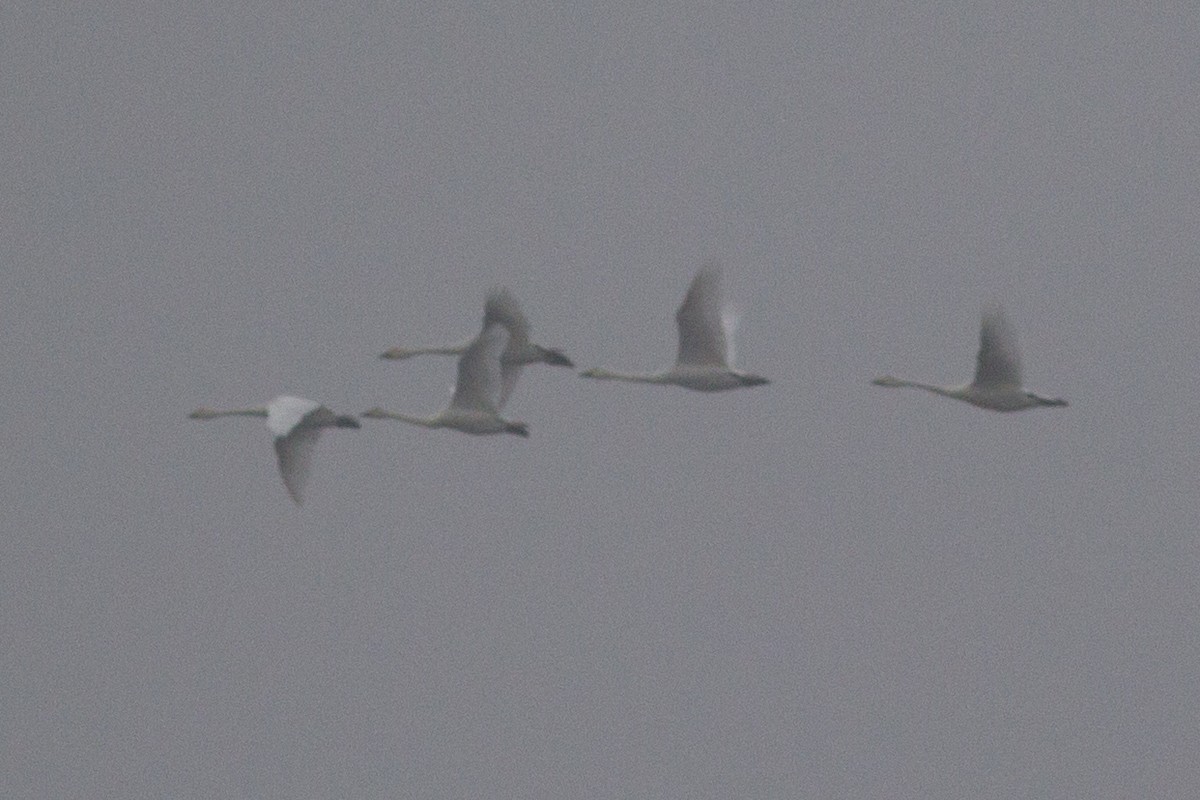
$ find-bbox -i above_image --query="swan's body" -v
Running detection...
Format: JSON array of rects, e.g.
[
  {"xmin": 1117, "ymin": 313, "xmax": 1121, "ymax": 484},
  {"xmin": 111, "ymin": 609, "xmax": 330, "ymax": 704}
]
[
  {"xmin": 380, "ymin": 288, "xmax": 571, "ymax": 408},
  {"xmin": 188, "ymin": 395, "xmax": 360, "ymax": 504},
  {"xmin": 580, "ymin": 265, "xmax": 769, "ymax": 392},
  {"xmin": 871, "ymin": 307, "xmax": 1068, "ymax": 412},
  {"xmin": 364, "ymin": 323, "xmax": 529, "ymax": 437}
]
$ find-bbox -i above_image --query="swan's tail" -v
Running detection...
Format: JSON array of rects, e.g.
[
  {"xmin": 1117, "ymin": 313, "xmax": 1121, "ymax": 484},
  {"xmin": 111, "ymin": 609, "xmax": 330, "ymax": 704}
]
[{"xmin": 537, "ymin": 346, "xmax": 574, "ymax": 368}]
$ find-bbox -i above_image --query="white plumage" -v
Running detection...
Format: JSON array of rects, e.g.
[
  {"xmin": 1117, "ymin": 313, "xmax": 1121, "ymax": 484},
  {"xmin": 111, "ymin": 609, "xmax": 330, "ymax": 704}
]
[
  {"xmin": 363, "ymin": 323, "xmax": 530, "ymax": 436},
  {"xmin": 580, "ymin": 265, "xmax": 770, "ymax": 392},
  {"xmin": 188, "ymin": 395, "xmax": 360, "ymax": 504},
  {"xmin": 871, "ymin": 306, "xmax": 1068, "ymax": 412},
  {"xmin": 380, "ymin": 287, "xmax": 572, "ymax": 409}
]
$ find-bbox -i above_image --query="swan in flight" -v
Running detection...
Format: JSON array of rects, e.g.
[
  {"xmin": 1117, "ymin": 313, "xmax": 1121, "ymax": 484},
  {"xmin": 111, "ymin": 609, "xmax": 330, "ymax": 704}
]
[
  {"xmin": 580, "ymin": 265, "xmax": 770, "ymax": 392},
  {"xmin": 188, "ymin": 395, "xmax": 360, "ymax": 504},
  {"xmin": 871, "ymin": 306, "xmax": 1068, "ymax": 412},
  {"xmin": 380, "ymin": 287, "xmax": 572, "ymax": 407},
  {"xmin": 363, "ymin": 322, "xmax": 529, "ymax": 436}
]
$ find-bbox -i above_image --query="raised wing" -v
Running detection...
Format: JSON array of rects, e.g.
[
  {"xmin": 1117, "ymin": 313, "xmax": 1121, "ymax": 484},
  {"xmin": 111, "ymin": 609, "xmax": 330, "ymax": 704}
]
[
  {"xmin": 674, "ymin": 265, "xmax": 729, "ymax": 368},
  {"xmin": 450, "ymin": 323, "xmax": 509, "ymax": 412},
  {"xmin": 483, "ymin": 288, "xmax": 528, "ymax": 409},
  {"xmin": 482, "ymin": 288, "xmax": 531, "ymax": 348},
  {"xmin": 496, "ymin": 363, "xmax": 523, "ymax": 411},
  {"xmin": 265, "ymin": 395, "xmax": 321, "ymax": 437},
  {"xmin": 973, "ymin": 307, "xmax": 1023, "ymax": 388}
]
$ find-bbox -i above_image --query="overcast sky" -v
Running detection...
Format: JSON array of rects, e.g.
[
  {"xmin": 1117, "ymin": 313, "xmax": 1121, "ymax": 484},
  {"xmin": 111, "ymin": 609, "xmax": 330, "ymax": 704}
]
[{"xmin": 5, "ymin": 3, "xmax": 1200, "ymax": 798}]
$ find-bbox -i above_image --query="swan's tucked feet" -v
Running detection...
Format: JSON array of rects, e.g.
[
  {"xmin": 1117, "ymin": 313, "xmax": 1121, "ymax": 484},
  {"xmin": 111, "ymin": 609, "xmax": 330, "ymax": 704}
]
[
  {"xmin": 1030, "ymin": 394, "xmax": 1068, "ymax": 407},
  {"xmin": 535, "ymin": 346, "xmax": 574, "ymax": 368}
]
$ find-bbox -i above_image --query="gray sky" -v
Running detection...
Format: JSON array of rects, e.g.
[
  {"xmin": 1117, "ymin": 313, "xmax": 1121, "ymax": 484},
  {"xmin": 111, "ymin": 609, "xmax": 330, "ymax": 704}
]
[{"xmin": 4, "ymin": 3, "xmax": 1199, "ymax": 797}]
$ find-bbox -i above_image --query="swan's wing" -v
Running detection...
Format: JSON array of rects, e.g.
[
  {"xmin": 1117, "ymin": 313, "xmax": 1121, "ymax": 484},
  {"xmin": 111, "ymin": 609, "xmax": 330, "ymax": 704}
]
[
  {"xmin": 973, "ymin": 306, "xmax": 1023, "ymax": 388},
  {"xmin": 450, "ymin": 323, "xmax": 509, "ymax": 412},
  {"xmin": 266, "ymin": 396, "xmax": 321, "ymax": 437},
  {"xmin": 674, "ymin": 265, "xmax": 729, "ymax": 367},
  {"xmin": 721, "ymin": 308, "xmax": 742, "ymax": 367},
  {"xmin": 483, "ymin": 287, "xmax": 531, "ymax": 348},
  {"xmin": 496, "ymin": 363, "xmax": 523, "ymax": 411},
  {"xmin": 273, "ymin": 425, "xmax": 320, "ymax": 504},
  {"xmin": 484, "ymin": 289, "xmax": 528, "ymax": 407}
]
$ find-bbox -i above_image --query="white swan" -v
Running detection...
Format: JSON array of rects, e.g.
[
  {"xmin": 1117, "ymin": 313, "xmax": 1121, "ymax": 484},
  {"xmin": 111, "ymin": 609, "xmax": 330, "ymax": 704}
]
[
  {"xmin": 363, "ymin": 322, "xmax": 529, "ymax": 436},
  {"xmin": 871, "ymin": 306, "xmax": 1068, "ymax": 412},
  {"xmin": 580, "ymin": 265, "xmax": 770, "ymax": 392},
  {"xmin": 188, "ymin": 395, "xmax": 360, "ymax": 504},
  {"xmin": 380, "ymin": 287, "xmax": 572, "ymax": 408}
]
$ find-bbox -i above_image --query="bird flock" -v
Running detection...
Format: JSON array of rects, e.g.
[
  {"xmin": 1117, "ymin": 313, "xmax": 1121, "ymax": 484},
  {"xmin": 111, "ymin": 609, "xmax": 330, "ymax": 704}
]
[{"xmin": 189, "ymin": 265, "xmax": 1068, "ymax": 504}]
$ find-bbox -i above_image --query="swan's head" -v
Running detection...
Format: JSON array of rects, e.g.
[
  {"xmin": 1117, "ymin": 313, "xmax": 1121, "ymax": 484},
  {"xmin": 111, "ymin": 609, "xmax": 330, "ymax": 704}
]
[
  {"xmin": 579, "ymin": 367, "xmax": 611, "ymax": 380},
  {"xmin": 335, "ymin": 415, "xmax": 362, "ymax": 428},
  {"xmin": 379, "ymin": 348, "xmax": 415, "ymax": 360},
  {"xmin": 506, "ymin": 421, "xmax": 530, "ymax": 438},
  {"xmin": 360, "ymin": 407, "xmax": 392, "ymax": 419},
  {"xmin": 188, "ymin": 407, "xmax": 218, "ymax": 419},
  {"xmin": 871, "ymin": 375, "xmax": 905, "ymax": 387},
  {"xmin": 738, "ymin": 373, "xmax": 770, "ymax": 387}
]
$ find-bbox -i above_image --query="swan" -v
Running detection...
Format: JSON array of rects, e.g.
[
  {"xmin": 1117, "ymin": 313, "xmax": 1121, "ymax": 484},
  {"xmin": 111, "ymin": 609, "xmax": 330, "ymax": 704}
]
[
  {"xmin": 363, "ymin": 322, "xmax": 529, "ymax": 436},
  {"xmin": 380, "ymin": 287, "xmax": 572, "ymax": 407},
  {"xmin": 188, "ymin": 395, "xmax": 360, "ymax": 504},
  {"xmin": 871, "ymin": 306, "xmax": 1068, "ymax": 412},
  {"xmin": 579, "ymin": 265, "xmax": 770, "ymax": 392}
]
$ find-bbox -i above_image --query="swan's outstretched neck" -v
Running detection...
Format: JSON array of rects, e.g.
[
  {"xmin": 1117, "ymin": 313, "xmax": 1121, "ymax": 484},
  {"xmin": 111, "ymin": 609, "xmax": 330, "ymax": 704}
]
[
  {"xmin": 188, "ymin": 406, "xmax": 268, "ymax": 420},
  {"xmin": 379, "ymin": 345, "xmax": 465, "ymax": 360},
  {"xmin": 360, "ymin": 407, "xmax": 438, "ymax": 428},
  {"xmin": 871, "ymin": 376, "xmax": 962, "ymax": 399},
  {"xmin": 579, "ymin": 367, "xmax": 664, "ymax": 384}
]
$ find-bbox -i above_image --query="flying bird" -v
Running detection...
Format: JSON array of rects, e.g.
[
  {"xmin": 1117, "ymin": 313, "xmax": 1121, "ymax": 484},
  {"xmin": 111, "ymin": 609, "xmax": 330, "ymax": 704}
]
[
  {"xmin": 380, "ymin": 287, "xmax": 572, "ymax": 408},
  {"xmin": 579, "ymin": 264, "xmax": 770, "ymax": 392},
  {"xmin": 188, "ymin": 395, "xmax": 360, "ymax": 504},
  {"xmin": 364, "ymin": 322, "xmax": 529, "ymax": 436},
  {"xmin": 871, "ymin": 306, "xmax": 1068, "ymax": 412}
]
